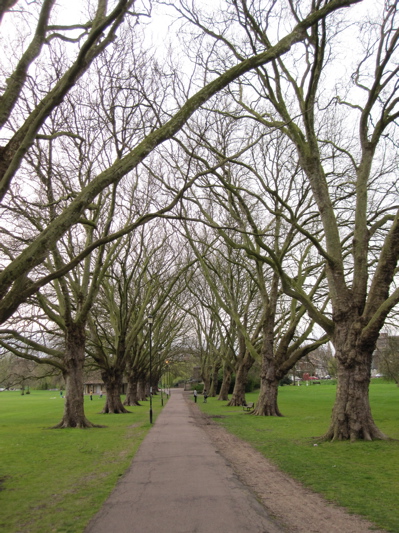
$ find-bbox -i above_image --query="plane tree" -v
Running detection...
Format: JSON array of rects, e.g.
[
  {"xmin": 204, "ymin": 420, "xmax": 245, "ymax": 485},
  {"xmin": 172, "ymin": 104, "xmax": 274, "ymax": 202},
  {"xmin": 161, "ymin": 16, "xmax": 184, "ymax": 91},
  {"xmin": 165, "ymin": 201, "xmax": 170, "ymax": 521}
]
[
  {"xmin": 185, "ymin": 274, "xmax": 223, "ymax": 394},
  {"xmin": 184, "ymin": 199, "xmax": 329, "ymax": 414},
  {"xmin": 0, "ymin": 352, "xmax": 42, "ymax": 392},
  {"xmin": 375, "ymin": 328, "xmax": 399, "ymax": 385},
  {"xmin": 177, "ymin": 0, "xmax": 399, "ymax": 439},
  {"xmin": 87, "ymin": 223, "xmax": 193, "ymax": 412},
  {"xmin": 183, "ymin": 222, "xmax": 264, "ymax": 405},
  {"xmin": 0, "ymin": 180, "xmax": 123, "ymax": 426},
  {"xmin": 239, "ymin": 1, "xmax": 399, "ymax": 438},
  {"xmin": 86, "ymin": 228, "xmax": 156, "ymax": 414},
  {"xmin": 0, "ymin": 0, "xmax": 361, "ymax": 325},
  {"xmin": 167, "ymin": 105, "xmax": 329, "ymax": 414},
  {"xmin": 0, "ymin": 0, "xmax": 138, "ymax": 202},
  {"xmin": 0, "ymin": 74, "xmax": 141, "ymax": 426}
]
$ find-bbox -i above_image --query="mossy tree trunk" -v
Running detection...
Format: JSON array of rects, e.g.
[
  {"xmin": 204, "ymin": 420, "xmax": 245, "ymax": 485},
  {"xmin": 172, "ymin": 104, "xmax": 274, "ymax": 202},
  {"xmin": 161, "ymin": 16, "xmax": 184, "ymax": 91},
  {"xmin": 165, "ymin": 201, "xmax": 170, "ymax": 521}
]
[
  {"xmin": 124, "ymin": 374, "xmax": 141, "ymax": 406},
  {"xmin": 322, "ymin": 320, "xmax": 388, "ymax": 441},
  {"xmin": 53, "ymin": 323, "xmax": 99, "ymax": 428},
  {"xmin": 137, "ymin": 378, "xmax": 147, "ymax": 402},
  {"xmin": 253, "ymin": 322, "xmax": 282, "ymax": 417},
  {"xmin": 228, "ymin": 353, "xmax": 254, "ymax": 406},
  {"xmin": 218, "ymin": 363, "xmax": 233, "ymax": 401},
  {"xmin": 101, "ymin": 369, "xmax": 130, "ymax": 414},
  {"xmin": 209, "ymin": 360, "xmax": 221, "ymax": 397},
  {"xmin": 202, "ymin": 374, "xmax": 211, "ymax": 395}
]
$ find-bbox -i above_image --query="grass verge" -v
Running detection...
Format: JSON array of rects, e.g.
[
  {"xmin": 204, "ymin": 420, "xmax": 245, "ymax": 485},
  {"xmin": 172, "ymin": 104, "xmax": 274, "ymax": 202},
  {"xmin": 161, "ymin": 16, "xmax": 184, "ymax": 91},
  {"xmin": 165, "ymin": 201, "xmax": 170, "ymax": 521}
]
[
  {"xmin": 196, "ymin": 382, "xmax": 399, "ymax": 532},
  {"xmin": 0, "ymin": 390, "xmax": 165, "ymax": 533}
]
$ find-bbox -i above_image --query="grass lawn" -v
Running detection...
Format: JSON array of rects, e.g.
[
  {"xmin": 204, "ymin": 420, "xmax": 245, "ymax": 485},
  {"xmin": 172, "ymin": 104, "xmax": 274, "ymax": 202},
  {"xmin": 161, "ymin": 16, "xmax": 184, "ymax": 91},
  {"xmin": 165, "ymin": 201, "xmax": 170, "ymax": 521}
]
[
  {"xmin": 197, "ymin": 381, "xmax": 399, "ymax": 533},
  {"xmin": 0, "ymin": 390, "xmax": 165, "ymax": 533}
]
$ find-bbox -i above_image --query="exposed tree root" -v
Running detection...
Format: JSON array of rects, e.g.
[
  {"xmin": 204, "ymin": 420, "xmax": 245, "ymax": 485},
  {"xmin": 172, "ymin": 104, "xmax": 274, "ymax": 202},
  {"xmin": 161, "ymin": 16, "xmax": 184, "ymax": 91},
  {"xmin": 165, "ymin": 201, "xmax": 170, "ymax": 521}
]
[
  {"xmin": 227, "ymin": 398, "xmax": 245, "ymax": 407},
  {"xmin": 101, "ymin": 405, "xmax": 132, "ymax": 414},
  {"xmin": 320, "ymin": 422, "xmax": 390, "ymax": 442},
  {"xmin": 51, "ymin": 417, "xmax": 106, "ymax": 429},
  {"xmin": 123, "ymin": 399, "xmax": 142, "ymax": 407}
]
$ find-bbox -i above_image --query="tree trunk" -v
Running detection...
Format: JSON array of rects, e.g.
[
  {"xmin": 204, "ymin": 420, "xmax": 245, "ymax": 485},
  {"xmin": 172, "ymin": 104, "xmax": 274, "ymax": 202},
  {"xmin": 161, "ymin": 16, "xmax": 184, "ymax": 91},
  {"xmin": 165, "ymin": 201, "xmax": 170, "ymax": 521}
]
[
  {"xmin": 101, "ymin": 369, "xmax": 130, "ymax": 414},
  {"xmin": 253, "ymin": 322, "xmax": 283, "ymax": 416},
  {"xmin": 53, "ymin": 323, "xmax": 100, "ymax": 428},
  {"xmin": 145, "ymin": 382, "xmax": 150, "ymax": 397},
  {"xmin": 202, "ymin": 375, "xmax": 211, "ymax": 395},
  {"xmin": 218, "ymin": 364, "xmax": 233, "ymax": 401},
  {"xmin": 151, "ymin": 374, "xmax": 159, "ymax": 394},
  {"xmin": 228, "ymin": 354, "xmax": 254, "ymax": 406},
  {"xmin": 124, "ymin": 374, "xmax": 141, "ymax": 406},
  {"xmin": 209, "ymin": 362, "xmax": 221, "ymax": 397},
  {"xmin": 137, "ymin": 378, "xmax": 147, "ymax": 401},
  {"xmin": 323, "ymin": 322, "xmax": 388, "ymax": 441},
  {"xmin": 253, "ymin": 375, "xmax": 282, "ymax": 416}
]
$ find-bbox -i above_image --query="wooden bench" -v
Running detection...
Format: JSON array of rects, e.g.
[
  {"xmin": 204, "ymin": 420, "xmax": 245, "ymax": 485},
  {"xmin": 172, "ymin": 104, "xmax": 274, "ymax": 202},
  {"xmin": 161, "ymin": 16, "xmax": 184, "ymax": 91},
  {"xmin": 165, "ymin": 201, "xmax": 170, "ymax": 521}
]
[{"xmin": 243, "ymin": 402, "xmax": 255, "ymax": 411}]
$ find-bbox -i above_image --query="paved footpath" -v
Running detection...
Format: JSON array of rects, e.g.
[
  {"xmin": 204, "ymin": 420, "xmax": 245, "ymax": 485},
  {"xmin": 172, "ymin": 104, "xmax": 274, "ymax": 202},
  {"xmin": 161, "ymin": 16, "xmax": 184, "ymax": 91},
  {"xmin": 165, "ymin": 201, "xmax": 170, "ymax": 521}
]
[{"xmin": 85, "ymin": 389, "xmax": 284, "ymax": 533}]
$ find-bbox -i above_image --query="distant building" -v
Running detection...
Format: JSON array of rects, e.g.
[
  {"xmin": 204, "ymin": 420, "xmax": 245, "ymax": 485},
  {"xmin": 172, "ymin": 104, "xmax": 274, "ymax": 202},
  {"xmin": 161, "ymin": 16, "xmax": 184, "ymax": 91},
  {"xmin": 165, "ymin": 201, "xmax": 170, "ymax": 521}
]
[{"xmin": 83, "ymin": 370, "xmax": 127, "ymax": 395}]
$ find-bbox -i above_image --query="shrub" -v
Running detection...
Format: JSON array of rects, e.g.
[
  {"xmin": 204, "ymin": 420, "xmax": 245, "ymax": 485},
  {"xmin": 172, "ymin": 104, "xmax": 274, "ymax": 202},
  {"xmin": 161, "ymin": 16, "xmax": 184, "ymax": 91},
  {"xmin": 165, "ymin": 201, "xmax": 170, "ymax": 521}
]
[{"xmin": 192, "ymin": 384, "xmax": 204, "ymax": 393}]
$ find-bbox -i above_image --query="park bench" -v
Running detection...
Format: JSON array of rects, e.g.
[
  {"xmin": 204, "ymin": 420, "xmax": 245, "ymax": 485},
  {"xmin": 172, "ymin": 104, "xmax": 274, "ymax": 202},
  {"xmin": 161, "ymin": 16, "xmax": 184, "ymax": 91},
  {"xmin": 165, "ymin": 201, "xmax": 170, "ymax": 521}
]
[{"xmin": 243, "ymin": 402, "xmax": 255, "ymax": 411}]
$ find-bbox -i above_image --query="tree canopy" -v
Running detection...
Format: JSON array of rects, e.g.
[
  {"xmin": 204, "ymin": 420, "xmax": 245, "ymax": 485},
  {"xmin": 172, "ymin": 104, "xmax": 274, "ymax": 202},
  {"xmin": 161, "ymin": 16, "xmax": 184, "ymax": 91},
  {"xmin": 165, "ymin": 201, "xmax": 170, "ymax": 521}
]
[{"xmin": 2, "ymin": 0, "xmax": 399, "ymax": 440}]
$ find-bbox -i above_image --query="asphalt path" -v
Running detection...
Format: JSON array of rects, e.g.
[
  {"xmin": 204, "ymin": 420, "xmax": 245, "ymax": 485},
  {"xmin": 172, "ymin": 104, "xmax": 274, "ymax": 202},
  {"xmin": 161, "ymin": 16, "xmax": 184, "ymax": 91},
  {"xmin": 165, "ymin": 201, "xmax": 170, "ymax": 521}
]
[{"xmin": 85, "ymin": 389, "xmax": 284, "ymax": 533}]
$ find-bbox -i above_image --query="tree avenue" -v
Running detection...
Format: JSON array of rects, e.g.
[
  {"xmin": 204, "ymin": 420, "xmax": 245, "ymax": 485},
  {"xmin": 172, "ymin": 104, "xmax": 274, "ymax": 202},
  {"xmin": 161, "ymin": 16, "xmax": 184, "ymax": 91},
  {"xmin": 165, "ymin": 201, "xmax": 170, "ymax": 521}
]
[
  {"xmin": 177, "ymin": 113, "xmax": 330, "ymax": 416},
  {"xmin": 4, "ymin": 0, "xmax": 398, "ymax": 443},
  {"xmin": 0, "ymin": 0, "xmax": 360, "ymax": 323},
  {"xmin": 173, "ymin": 0, "xmax": 399, "ymax": 440}
]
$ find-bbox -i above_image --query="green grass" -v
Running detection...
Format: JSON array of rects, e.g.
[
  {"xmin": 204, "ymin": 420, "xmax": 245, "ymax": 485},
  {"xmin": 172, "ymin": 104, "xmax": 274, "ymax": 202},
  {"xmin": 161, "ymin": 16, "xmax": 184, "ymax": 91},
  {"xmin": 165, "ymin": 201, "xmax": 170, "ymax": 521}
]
[
  {"xmin": 197, "ymin": 382, "xmax": 399, "ymax": 532},
  {"xmin": 2, "ymin": 385, "xmax": 398, "ymax": 532},
  {"xmin": 0, "ymin": 390, "xmax": 164, "ymax": 533}
]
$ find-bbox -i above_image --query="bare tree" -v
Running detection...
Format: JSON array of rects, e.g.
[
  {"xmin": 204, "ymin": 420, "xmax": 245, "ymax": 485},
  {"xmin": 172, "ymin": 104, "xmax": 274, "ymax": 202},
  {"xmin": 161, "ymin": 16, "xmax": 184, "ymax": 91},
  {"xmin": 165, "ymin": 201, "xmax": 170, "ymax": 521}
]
[
  {"xmin": 0, "ymin": 91, "xmax": 129, "ymax": 426},
  {"xmin": 0, "ymin": 0, "xmax": 138, "ymax": 197},
  {"xmin": 175, "ymin": 0, "xmax": 398, "ymax": 439},
  {"xmin": 173, "ymin": 109, "xmax": 329, "ymax": 414},
  {"xmin": 88, "ymin": 223, "xmax": 193, "ymax": 412},
  {"xmin": 0, "ymin": 352, "xmax": 46, "ymax": 392},
  {"xmin": 0, "ymin": 0, "xmax": 361, "ymax": 325}
]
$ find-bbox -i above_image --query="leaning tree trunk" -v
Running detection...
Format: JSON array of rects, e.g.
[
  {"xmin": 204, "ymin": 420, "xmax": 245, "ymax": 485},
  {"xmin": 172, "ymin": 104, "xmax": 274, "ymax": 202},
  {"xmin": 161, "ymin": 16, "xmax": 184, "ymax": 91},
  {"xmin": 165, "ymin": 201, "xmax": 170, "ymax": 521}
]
[
  {"xmin": 124, "ymin": 374, "xmax": 141, "ymax": 406},
  {"xmin": 228, "ymin": 354, "xmax": 254, "ymax": 406},
  {"xmin": 218, "ymin": 364, "xmax": 233, "ymax": 401},
  {"xmin": 53, "ymin": 323, "xmax": 100, "ymax": 428},
  {"xmin": 322, "ymin": 321, "xmax": 388, "ymax": 441},
  {"xmin": 101, "ymin": 369, "xmax": 130, "ymax": 414}
]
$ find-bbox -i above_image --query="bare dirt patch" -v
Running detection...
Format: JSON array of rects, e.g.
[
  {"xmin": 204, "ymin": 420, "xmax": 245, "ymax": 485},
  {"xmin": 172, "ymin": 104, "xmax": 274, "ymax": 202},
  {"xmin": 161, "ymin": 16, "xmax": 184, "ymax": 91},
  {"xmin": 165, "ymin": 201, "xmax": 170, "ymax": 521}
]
[{"xmin": 186, "ymin": 396, "xmax": 385, "ymax": 533}]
